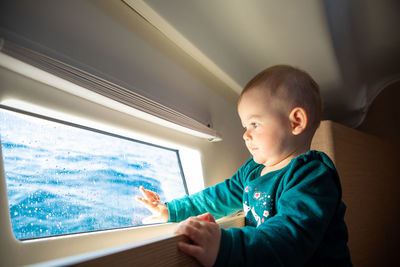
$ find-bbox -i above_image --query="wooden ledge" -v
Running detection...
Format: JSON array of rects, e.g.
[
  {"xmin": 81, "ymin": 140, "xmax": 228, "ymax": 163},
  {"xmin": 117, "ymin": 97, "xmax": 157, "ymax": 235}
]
[{"xmin": 29, "ymin": 212, "xmax": 244, "ymax": 267}]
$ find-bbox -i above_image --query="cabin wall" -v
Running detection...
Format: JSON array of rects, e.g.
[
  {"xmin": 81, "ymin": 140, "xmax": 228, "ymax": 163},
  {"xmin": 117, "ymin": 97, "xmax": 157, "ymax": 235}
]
[{"xmin": 357, "ymin": 80, "xmax": 400, "ymax": 146}]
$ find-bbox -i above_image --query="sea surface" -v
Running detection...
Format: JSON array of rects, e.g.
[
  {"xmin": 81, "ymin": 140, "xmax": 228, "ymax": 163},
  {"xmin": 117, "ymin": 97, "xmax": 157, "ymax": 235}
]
[{"xmin": 0, "ymin": 108, "xmax": 187, "ymax": 240}]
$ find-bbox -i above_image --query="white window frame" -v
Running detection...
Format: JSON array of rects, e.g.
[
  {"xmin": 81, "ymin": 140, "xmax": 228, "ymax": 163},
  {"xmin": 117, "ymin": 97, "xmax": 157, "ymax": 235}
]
[{"xmin": 0, "ymin": 53, "xmax": 207, "ymax": 266}]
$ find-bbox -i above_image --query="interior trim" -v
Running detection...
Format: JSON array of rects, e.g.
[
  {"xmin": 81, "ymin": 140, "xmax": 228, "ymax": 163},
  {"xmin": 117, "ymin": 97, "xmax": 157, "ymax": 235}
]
[
  {"xmin": 123, "ymin": 0, "xmax": 243, "ymax": 94},
  {"xmin": 0, "ymin": 39, "xmax": 222, "ymax": 141}
]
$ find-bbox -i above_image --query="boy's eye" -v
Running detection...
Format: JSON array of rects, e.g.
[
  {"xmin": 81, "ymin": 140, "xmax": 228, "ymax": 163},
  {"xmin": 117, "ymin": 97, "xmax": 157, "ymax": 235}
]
[
  {"xmin": 251, "ymin": 122, "xmax": 259, "ymax": 128},
  {"xmin": 242, "ymin": 122, "xmax": 259, "ymax": 132}
]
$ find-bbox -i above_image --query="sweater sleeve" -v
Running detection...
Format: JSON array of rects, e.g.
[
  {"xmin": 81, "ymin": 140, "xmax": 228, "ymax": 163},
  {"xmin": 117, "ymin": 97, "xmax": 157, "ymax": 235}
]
[
  {"xmin": 214, "ymin": 159, "xmax": 342, "ymax": 266},
  {"xmin": 166, "ymin": 159, "xmax": 254, "ymax": 222}
]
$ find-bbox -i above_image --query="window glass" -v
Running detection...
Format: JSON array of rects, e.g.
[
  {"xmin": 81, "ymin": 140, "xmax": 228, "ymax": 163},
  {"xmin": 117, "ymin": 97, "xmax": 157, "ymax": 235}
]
[{"xmin": 0, "ymin": 107, "xmax": 187, "ymax": 240}]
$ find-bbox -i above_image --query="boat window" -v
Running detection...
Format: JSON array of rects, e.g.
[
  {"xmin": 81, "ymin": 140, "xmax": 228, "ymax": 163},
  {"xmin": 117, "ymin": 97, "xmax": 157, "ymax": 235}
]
[{"xmin": 0, "ymin": 106, "xmax": 187, "ymax": 240}]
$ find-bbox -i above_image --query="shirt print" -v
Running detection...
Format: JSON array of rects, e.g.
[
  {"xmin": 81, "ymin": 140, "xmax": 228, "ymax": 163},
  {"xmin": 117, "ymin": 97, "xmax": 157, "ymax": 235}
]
[{"xmin": 244, "ymin": 184, "xmax": 274, "ymax": 227}]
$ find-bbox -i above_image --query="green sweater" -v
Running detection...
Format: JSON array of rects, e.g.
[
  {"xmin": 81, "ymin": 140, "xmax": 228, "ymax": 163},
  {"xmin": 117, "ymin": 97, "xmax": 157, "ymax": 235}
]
[{"xmin": 167, "ymin": 151, "xmax": 352, "ymax": 266}]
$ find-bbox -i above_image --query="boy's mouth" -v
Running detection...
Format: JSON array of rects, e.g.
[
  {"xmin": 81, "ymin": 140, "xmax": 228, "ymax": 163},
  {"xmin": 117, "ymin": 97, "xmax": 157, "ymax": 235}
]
[
  {"xmin": 246, "ymin": 142, "xmax": 258, "ymax": 153},
  {"xmin": 248, "ymin": 146, "xmax": 258, "ymax": 152}
]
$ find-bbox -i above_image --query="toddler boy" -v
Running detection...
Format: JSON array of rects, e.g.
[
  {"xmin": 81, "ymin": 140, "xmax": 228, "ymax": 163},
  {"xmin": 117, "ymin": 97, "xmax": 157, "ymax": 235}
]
[{"xmin": 137, "ymin": 65, "xmax": 352, "ymax": 266}]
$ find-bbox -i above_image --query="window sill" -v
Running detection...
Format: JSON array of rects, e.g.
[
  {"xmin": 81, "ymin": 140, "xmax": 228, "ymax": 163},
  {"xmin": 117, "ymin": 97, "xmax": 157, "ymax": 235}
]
[{"xmin": 27, "ymin": 212, "xmax": 245, "ymax": 267}]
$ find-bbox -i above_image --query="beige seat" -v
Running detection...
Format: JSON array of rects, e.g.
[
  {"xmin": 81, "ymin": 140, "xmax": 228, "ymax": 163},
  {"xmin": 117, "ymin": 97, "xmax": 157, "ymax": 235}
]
[{"xmin": 311, "ymin": 121, "xmax": 399, "ymax": 267}]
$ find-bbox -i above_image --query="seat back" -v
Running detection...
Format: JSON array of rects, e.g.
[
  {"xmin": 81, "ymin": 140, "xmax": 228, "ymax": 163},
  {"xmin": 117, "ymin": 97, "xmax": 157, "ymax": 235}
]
[{"xmin": 311, "ymin": 121, "xmax": 399, "ymax": 267}]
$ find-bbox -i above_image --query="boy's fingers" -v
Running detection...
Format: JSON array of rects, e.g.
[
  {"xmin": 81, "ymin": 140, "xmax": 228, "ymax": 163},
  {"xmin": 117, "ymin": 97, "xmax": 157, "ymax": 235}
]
[
  {"xmin": 174, "ymin": 220, "xmax": 193, "ymax": 235},
  {"xmin": 140, "ymin": 186, "xmax": 151, "ymax": 199},
  {"xmin": 140, "ymin": 186, "xmax": 160, "ymax": 201},
  {"xmin": 175, "ymin": 222, "xmax": 204, "ymax": 244},
  {"xmin": 178, "ymin": 241, "xmax": 203, "ymax": 259},
  {"xmin": 136, "ymin": 196, "xmax": 157, "ymax": 210},
  {"xmin": 197, "ymin": 213, "xmax": 215, "ymax": 223},
  {"xmin": 135, "ymin": 196, "xmax": 147, "ymax": 204}
]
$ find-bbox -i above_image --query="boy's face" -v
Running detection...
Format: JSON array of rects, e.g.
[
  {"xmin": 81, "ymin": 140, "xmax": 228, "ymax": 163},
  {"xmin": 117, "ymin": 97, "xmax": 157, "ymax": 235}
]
[{"xmin": 238, "ymin": 88, "xmax": 294, "ymax": 167}]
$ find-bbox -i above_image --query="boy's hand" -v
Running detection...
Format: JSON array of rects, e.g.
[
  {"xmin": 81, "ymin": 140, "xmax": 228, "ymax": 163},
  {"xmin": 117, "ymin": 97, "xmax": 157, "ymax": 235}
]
[
  {"xmin": 135, "ymin": 186, "xmax": 169, "ymax": 223},
  {"xmin": 174, "ymin": 213, "xmax": 221, "ymax": 267}
]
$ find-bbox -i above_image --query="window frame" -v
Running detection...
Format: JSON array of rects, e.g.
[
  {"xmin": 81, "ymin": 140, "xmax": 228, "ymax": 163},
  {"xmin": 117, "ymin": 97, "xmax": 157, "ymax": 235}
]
[
  {"xmin": 0, "ymin": 104, "xmax": 190, "ymax": 241},
  {"xmin": 0, "ymin": 63, "xmax": 208, "ymax": 266}
]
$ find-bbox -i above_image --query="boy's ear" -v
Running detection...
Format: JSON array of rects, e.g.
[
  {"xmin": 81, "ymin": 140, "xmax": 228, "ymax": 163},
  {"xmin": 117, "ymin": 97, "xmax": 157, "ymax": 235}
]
[{"xmin": 289, "ymin": 107, "xmax": 307, "ymax": 135}]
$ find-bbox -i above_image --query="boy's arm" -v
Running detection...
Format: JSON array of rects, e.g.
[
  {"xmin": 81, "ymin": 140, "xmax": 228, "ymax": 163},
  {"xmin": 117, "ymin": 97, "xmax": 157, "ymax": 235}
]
[
  {"xmin": 214, "ymin": 163, "xmax": 346, "ymax": 266},
  {"xmin": 137, "ymin": 158, "xmax": 251, "ymax": 223},
  {"xmin": 167, "ymin": 170, "xmax": 245, "ymax": 222}
]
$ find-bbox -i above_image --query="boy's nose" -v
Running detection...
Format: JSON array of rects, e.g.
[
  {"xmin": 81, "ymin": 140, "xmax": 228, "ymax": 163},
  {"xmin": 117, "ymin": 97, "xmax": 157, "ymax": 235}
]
[{"xmin": 243, "ymin": 130, "xmax": 252, "ymax": 141}]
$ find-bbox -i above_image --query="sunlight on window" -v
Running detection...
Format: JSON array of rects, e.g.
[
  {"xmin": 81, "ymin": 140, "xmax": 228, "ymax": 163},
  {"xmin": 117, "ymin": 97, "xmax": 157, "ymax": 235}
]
[{"xmin": 0, "ymin": 107, "xmax": 187, "ymax": 240}]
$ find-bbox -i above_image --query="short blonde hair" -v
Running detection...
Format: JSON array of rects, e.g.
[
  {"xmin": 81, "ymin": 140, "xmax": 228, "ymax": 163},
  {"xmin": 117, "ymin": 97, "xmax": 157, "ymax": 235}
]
[{"xmin": 239, "ymin": 65, "xmax": 322, "ymax": 136}]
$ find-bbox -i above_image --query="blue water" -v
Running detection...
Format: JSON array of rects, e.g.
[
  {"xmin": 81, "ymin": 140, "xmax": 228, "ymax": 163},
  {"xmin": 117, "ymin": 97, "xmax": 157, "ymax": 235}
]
[{"xmin": 0, "ymin": 108, "xmax": 187, "ymax": 240}]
